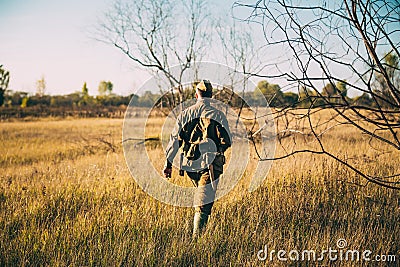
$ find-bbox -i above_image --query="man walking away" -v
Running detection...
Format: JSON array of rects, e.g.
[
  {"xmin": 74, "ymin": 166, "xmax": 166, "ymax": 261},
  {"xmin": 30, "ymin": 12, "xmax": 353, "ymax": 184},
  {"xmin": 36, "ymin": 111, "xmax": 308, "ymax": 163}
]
[{"xmin": 163, "ymin": 80, "xmax": 231, "ymax": 238}]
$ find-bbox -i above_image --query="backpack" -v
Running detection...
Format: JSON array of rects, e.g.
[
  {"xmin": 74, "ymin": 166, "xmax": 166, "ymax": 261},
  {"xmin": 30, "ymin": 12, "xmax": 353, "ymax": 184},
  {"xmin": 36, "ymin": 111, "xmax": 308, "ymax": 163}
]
[{"xmin": 181, "ymin": 117, "xmax": 222, "ymax": 161}]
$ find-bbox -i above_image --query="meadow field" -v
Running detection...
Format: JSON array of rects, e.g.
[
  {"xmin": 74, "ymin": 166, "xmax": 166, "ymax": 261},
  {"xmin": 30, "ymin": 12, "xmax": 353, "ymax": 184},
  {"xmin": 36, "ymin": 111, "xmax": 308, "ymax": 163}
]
[{"xmin": 0, "ymin": 114, "xmax": 399, "ymax": 266}]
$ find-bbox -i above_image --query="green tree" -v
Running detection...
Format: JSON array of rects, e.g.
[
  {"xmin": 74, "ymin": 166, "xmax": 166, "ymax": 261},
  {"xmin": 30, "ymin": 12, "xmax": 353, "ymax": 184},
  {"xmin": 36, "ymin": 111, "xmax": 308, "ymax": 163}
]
[
  {"xmin": 321, "ymin": 81, "xmax": 348, "ymax": 105},
  {"xmin": 21, "ymin": 97, "xmax": 29, "ymax": 108},
  {"xmin": 282, "ymin": 92, "xmax": 299, "ymax": 106},
  {"xmin": 256, "ymin": 80, "xmax": 284, "ymax": 107},
  {"xmin": 0, "ymin": 65, "xmax": 10, "ymax": 106},
  {"xmin": 374, "ymin": 52, "xmax": 400, "ymax": 108},
  {"xmin": 298, "ymin": 86, "xmax": 317, "ymax": 108},
  {"xmin": 321, "ymin": 83, "xmax": 337, "ymax": 97},
  {"xmin": 78, "ymin": 82, "xmax": 94, "ymax": 107},
  {"xmin": 138, "ymin": 91, "xmax": 159, "ymax": 107},
  {"xmin": 252, "ymin": 87, "xmax": 266, "ymax": 106},
  {"xmin": 82, "ymin": 82, "xmax": 89, "ymax": 96},
  {"xmin": 384, "ymin": 52, "xmax": 399, "ymax": 84},
  {"xmin": 353, "ymin": 93, "xmax": 373, "ymax": 107},
  {"xmin": 9, "ymin": 91, "xmax": 28, "ymax": 106},
  {"xmin": 336, "ymin": 80, "xmax": 347, "ymax": 97},
  {"xmin": 98, "ymin": 81, "xmax": 113, "ymax": 96}
]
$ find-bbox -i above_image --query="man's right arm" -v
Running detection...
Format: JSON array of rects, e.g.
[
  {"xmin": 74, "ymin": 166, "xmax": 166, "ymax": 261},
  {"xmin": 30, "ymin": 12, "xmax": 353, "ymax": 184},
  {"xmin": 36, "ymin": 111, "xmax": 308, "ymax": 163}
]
[{"xmin": 164, "ymin": 116, "xmax": 182, "ymax": 177}]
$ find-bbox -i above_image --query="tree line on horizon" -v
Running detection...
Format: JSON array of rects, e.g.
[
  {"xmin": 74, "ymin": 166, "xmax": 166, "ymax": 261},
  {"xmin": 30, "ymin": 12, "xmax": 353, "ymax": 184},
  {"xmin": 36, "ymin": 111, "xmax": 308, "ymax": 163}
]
[
  {"xmin": 0, "ymin": 55, "xmax": 398, "ymax": 110},
  {"xmin": 0, "ymin": 80, "xmax": 391, "ymax": 110}
]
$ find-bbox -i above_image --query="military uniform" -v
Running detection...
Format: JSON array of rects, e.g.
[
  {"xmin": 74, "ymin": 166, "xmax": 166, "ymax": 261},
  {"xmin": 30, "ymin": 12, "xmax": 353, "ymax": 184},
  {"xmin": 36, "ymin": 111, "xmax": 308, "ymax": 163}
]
[{"xmin": 164, "ymin": 83, "xmax": 231, "ymax": 236}]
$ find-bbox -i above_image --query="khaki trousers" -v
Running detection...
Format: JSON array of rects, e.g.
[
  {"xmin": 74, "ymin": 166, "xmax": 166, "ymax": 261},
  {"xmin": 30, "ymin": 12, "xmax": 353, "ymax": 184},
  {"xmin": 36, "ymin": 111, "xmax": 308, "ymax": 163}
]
[{"xmin": 187, "ymin": 168, "xmax": 221, "ymax": 215}]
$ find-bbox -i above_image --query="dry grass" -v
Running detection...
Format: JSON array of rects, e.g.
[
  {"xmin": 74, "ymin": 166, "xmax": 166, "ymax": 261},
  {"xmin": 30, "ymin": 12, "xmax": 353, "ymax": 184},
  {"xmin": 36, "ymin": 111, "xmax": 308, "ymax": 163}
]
[{"xmin": 0, "ymin": 115, "xmax": 399, "ymax": 266}]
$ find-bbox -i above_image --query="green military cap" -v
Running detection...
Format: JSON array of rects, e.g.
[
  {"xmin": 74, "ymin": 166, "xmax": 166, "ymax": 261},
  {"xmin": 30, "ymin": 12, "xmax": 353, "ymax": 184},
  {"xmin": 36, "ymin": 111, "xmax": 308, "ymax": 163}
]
[{"xmin": 196, "ymin": 80, "xmax": 213, "ymax": 92}]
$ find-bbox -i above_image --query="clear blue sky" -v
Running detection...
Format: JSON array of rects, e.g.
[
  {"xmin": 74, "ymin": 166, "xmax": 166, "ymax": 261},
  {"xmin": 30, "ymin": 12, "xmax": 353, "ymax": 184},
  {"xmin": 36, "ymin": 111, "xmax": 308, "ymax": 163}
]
[{"xmin": 0, "ymin": 0, "xmax": 149, "ymax": 96}]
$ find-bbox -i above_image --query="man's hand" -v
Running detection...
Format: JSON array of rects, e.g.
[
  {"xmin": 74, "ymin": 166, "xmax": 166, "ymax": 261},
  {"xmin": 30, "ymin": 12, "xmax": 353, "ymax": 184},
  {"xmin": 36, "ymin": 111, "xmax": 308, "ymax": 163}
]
[{"xmin": 163, "ymin": 167, "xmax": 172, "ymax": 178}]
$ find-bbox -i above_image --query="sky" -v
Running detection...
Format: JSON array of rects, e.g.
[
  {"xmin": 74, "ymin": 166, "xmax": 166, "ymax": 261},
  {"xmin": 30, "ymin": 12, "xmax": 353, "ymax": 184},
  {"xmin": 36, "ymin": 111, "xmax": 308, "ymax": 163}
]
[
  {"xmin": 0, "ymin": 0, "xmax": 150, "ymax": 96},
  {"xmin": 1, "ymin": 0, "xmax": 395, "ymax": 97},
  {"xmin": 0, "ymin": 0, "xmax": 246, "ymax": 96}
]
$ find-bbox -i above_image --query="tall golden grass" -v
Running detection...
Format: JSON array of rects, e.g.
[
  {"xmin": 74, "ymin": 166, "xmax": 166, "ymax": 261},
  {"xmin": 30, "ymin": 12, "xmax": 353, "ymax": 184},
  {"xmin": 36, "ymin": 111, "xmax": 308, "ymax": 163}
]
[{"xmin": 0, "ymin": 115, "xmax": 399, "ymax": 266}]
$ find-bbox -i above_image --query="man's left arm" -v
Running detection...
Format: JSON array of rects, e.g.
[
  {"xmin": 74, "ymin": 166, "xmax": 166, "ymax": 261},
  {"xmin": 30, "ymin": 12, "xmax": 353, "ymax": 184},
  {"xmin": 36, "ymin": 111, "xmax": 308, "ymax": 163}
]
[{"xmin": 217, "ymin": 115, "xmax": 232, "ymax": 153}]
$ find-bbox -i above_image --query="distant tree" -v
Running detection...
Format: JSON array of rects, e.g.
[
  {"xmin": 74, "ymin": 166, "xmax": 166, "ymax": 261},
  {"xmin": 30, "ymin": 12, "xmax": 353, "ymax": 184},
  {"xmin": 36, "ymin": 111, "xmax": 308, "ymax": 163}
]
[
  {"xmin": 138, "ymin": 91, "xmax": 160, "ymax": 107},
  {"xmin": 66, "ymin": 92, "xmax": 81, "ymax": 107},
  {"xmin": 321, "ymin": 80, "xmax": 347, "ymax": 98},
  {"xmin": 321, "ymin": 83, "xmax": 337, "ymax": 97},
  {"xmin": 374, "ymin": 52, "xmax": 400, "ymax": 108},
  {"xmin": 298, "ymin": 86, "xmax": 315, "ymax": 100},
  {"xmin": 98, "ymin": 81, "xmax": 113, "ymax": 96},
  {"xmin": 0, "ymin": 65, "xmax": 10, "ymax": 106},
  {"xmin": 336, "ymin": 80, "xmax": 347, "ymax": 97},
  {"xmin": 252, "ymin": 87, "xmax": 266, "ymax": 106},
  {"xmin": 21, "ymin": 97, "xmax": 29, "ymax": 108},
  {"xmin": 50, "ymin": 95, "xmax": 73, "ymax": 107},
  {"xmin": 9, "ymin": 91, "xmax": 28, "ymax": 106},
  {"xmin": 256, "ymin": 80, "xmax": 284, "ymax": 107},
  {"xmin": 129, "ymin": 94, "xmax": 139, "ymax": 106},
  {"xmin": 298, "ymin": 86, "xmax": 317, "ymax": 107},
  {"xmin": 82, "ymin": 82, "xmax": 89, "ymax": 96},
  {"xmin": 282, "ymin": 92, "xmax": 299, "ymax": 106},
  {"xmin": 36, "ymin": 76, "xmax": 46, "ymax": 97},
  {"xmin": 353, "ymin": 93, "xmax": 373, "ymax": 107},
  {"xmin": 321, "ymin": 81, "xmax": 347, "ymax": 104},
  {"xmin": 28, "ymin": 95, "xmax": 51, "ymax": 106},
  {"xmin": 213, "ymin": 85, "xmax": 246, "ymax": 108},
  {"xmin": 78, "ymin": 82, "xmax": 93, "ymax": 106}
]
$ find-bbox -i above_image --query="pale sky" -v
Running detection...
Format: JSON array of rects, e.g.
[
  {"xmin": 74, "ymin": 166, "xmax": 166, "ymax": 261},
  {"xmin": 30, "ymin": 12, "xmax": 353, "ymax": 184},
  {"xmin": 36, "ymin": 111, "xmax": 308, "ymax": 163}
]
[
  {"xmin": 0, "ymin": 0, "xmax": 150, "ymax": 96},
  {"xmin": 0, "ymin": 0, "xmax": 248, "ymax": 96},
  {"xmin": 1, "ymin": 0, "xmax": 393, "ymax": 97}
]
